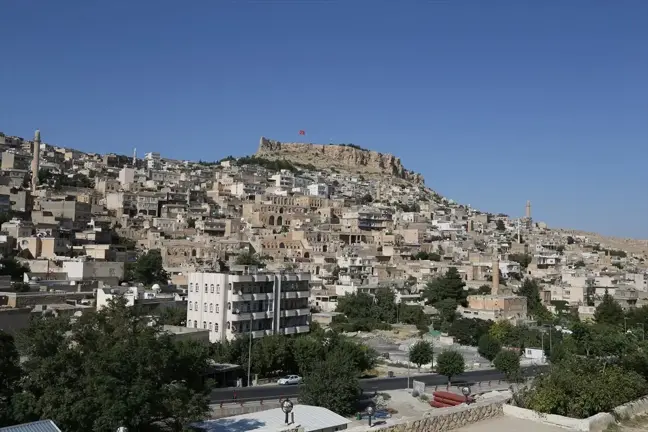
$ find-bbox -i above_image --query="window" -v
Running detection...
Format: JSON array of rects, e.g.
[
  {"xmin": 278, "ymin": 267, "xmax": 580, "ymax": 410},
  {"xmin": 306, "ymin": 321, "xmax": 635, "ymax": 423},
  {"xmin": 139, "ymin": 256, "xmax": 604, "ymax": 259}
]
[
  {"xmin": 227, "ymin": 302, "xmax": 231, "ymax": 310},
  {"xmin": 204, "ymin": 303, "xmax": 207, "ymax": 312},
  {"xmin": 209, "ymin": 303, "xmax": 213, "ymax": 312},
  {"xmin": 216, "ymin": 284, "xmax": 220, "ymax": 294},
  {"xmin": 193, "ymin": 320, "xmax": 197, "ymax": 328},
  {"xmin": 216, "ymin": 304, "xmax": 220, "ymax": 313},
  {"xmin": 204, "ymin": 284, "xmax": 208, "ymax": 293},
  {"xmin": 203, "ymin": 321, "xmax": 206, "ymax": 329},
  {"xmin": 227, "ymin": 322, "xmax": 231, "ymax": 330},
  {"xmin": 194, "ymin": 301, "xmax": 198, "ymax": 310},
  {"xmin": 210, "ymin": 284, "xmax": 214, "ymax": 293},
  {"xmin": 209, "ymin": 322, "xmax": 212, "ymax": 331},
  {"xmin": 215, "ymin": 323, "xmax": 219, "ymax": 332},
  {"xmin": 189, "ymin": 283, "xmax": 193, "ymax": 292},
  {"xmin": 189, "ymin": 302, "xmax": 193, "ymax": 310}
]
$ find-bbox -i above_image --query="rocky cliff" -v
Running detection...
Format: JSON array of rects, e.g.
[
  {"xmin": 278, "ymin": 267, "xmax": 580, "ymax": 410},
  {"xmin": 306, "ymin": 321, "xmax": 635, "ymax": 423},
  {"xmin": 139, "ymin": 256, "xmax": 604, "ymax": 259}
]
[{"xmin": 256, "ymin": 137, "xmax": 425, "ymax": 184}]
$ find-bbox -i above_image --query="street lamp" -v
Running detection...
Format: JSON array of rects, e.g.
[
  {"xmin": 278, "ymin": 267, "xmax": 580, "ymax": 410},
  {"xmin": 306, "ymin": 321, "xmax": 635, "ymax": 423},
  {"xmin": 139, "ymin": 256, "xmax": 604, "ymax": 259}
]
[
  {"xmin": 281, "ymin": 399, "xmax": 294, "ymax": 425},
  {"xmin": 366, "ymin": 405, "xmax": 375, "ymax": 427},
  {"xmin": 461, "ymin": 386, "xmax": 471, "ymax": 404}
]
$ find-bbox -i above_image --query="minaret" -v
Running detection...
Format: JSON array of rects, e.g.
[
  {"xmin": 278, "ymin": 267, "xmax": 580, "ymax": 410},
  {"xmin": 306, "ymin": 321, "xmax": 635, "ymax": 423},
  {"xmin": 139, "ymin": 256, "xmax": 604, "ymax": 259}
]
[
  {"xmin": 525, "ymin": 200, "xmax": 532, "ymax": 219},
  {"xmin": 492, "ymin": 254, "xmax": 500, "ymax": 296},
  {"xmin": 31, "ymin": 129, "xmax": 41, "ymax": 192},
  {"xmin": 132, "ymin": 147, "xmax": 137, "ymax": 166}
]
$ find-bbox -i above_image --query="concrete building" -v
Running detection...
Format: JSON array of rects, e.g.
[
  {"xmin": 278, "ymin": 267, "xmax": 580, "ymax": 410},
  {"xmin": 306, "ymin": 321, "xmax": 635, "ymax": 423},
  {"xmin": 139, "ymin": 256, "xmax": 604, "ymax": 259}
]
[{"xmin": 186, "ymin": 268, "xmax": 311, "ymax": 343}]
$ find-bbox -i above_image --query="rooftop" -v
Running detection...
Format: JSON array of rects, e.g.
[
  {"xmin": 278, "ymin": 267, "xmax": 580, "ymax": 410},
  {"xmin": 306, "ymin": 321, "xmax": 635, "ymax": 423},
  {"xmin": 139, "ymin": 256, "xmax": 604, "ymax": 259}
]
[{"xmin": 193, "ymin": 404, "xmax": 351, "ymax": 432}]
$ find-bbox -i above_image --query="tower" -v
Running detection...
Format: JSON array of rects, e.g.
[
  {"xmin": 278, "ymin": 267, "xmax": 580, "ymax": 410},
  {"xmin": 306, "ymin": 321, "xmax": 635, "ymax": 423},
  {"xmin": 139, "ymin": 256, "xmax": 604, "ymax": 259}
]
[
  {"xmin": 31, "ymin": 129, "xmax": 41, "ymax": 192},
  {"xmin": 132, "ymin": 147, "xmax": 137, "ymax": 166},
  {"xmin": 492, "ymin": 254, "xmax": 500, "ymax": 296},
  {"xmin": 525, "ymin": 200, "xmax": 532, "ymax": 219}
]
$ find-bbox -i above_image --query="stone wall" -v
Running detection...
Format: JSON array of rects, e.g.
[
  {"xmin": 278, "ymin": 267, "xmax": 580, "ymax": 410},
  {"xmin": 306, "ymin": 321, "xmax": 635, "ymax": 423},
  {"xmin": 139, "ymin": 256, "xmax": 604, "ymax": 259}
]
[{"xmin": 355, "ymin": 396, "xmax": 507, "ymax": 432}]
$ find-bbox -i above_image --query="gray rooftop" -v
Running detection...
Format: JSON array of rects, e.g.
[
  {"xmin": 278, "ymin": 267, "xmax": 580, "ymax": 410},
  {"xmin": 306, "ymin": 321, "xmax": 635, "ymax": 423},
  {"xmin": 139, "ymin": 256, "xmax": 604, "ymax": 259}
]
[
  {"xmin": 0, "ymin": 420, "xmax": 62, "ymax": 432},
  {"xmin": 193, "ymin": 404, "xmax": 351, "ymax": 432}
]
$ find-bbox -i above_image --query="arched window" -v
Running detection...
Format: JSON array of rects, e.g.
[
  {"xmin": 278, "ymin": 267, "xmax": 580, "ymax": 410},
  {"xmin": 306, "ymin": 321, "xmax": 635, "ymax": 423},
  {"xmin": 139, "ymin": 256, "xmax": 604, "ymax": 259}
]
[
  {"xmin": 193, "ymin": 320, "xmax": 197, "ymax": 328},
  {"xmin": 227, "ymin": 302, "xmax": 231, "ymax": 310},
  {"xmin": 209, "ymin": 322, "xmax": 212, "ymax": 331},
  {"xmin": 216, "ymin": 284, "xmax": 220, "ymax": 294},
  {"xmin": 189, "ymin": 302, "xmax": 193, "ymax": 310},
  {"xmin": 209, "ymin": 303, "xmax": 213, "ymax": 312},
  {"xmin": 204, "ymin": 284, "xmax": 208, "ymax": 293},
  {"xmin": 210, "ymin": 284, "xmax": 214, "ymax": 293},
  {"xmin": 194, "ymin": 301, "xmax": 198, "ymax": 310},
  {"xmin": 216, "ymin": 304, "xmax": 220, "ymax": 313},
  {"xmin": 203, "ymin": 303, "xmax": 207, "ymax": 312},
  {"xmin": 189, "ymin": 283, "xmax": 193, "ymax": 292},
  {"xmin": 203, "ymin": 321, "xmax": 206, "ymax": 329},
  {"xmin": 215, "ymin": 323, "xmax": 219, "ymax": 332},
  {"xmin": 227, "ymin": 322, "xmax": 231, "ymax": 330}
]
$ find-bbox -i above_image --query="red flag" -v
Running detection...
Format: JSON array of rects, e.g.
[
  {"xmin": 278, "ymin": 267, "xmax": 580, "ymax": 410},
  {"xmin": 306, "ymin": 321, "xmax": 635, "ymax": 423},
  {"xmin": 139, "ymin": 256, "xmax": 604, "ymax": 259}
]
[{"xmin": 298, "ymin": 130, "xmax": 306, "ymax": 136}]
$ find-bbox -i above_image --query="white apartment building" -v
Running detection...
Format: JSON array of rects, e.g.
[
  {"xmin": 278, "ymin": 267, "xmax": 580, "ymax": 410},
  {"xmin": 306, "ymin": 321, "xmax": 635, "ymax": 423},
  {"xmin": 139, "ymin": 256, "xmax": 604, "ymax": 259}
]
[
  {"xmin": 187, "ymin": 269, "xmax": 311, "ymax": 343},
  {"xmin": 307, "ymin": 183, "xmax": 329, "ymax": 197}
]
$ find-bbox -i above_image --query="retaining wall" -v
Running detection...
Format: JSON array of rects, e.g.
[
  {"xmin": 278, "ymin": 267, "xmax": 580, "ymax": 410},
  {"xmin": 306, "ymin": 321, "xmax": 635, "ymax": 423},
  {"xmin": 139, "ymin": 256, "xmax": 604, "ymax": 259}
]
[{"xmin": 357, "ymin": 395, "xmax": 507, "ymax": 431}]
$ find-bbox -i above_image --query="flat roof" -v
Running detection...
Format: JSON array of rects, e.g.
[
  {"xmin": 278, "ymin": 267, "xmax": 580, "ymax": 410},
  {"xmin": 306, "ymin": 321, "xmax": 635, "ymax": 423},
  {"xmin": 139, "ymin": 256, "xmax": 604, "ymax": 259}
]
[{"xmin": 193, "ymin": 404, "xmax": 351, "ymax": 432}]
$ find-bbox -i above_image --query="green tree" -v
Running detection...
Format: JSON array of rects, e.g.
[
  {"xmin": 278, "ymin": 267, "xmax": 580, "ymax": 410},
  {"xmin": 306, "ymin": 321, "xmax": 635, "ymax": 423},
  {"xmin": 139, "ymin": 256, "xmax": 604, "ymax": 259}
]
[
  {"xmin": 522, "ymin": 356, "xmax": 646, "ymax": 419},
  {"xmin": 518, "ymin": 278, "xmax": 552, "ymax": 323},
  {"xmin": 132, "ymin": 249, "xmax": 168, "ymax": 285},
  {"xmin": 293, "ymin": 336, "xmax": 325, "ymax": 375},
  {"xmin": 594, "ymin": 291, "xmax": 624, "ymax": 326},
  {"xmin": 478, "ymin": 334, "xmax": 502, "ymax": 362},
  {"xmin": 495, "ymin": 220, "xmax": 506, "ymax": 231},
  {"xmin": 448, "ymin": 318, "xmax": 493, "ymax": 346},
  {"xmin": 422, "ymin": 267, "xmax": 466, "ymax": 306},
  {"xmin": 157, "ymin": 306, "xmax": 186, "ymax": 326},
  {"xmin": 409, "ymin": 340, "xmax": 434, "ymax": 371},
  {"xmin": 0, "ymin": 331, "xmax": 21, "ymax": 427},
  {"xmin": 493, "ymin": 349, "xmax": 520, "ymax": 381},
  {"xmin": 0, "ymin": 257, "xmax": 30, "ymax": 282},
  {"xmin": 508, "ymin": 253, "xmax": 533, "ymax": 269},
  {"xmin": 435, "ymin": 298, "xmax": 458, "ymax": 326},
  {"xmin": 252, "ymin": 334, "xmax": 294, "ymax": 377},
  {"xmin": 436, "ymin": 349, "xmax": 465, "ymax": 386},
  {"xmin": 299, "ymin": 350, "xmax": 361, "ymax": 416},
  {"xmin": 12, "ymin": 298, "xmax": 212, "ymax": 432},
  {"xmin": 235, "ymin": 251, "xmax": 265, "ymax": 267}
]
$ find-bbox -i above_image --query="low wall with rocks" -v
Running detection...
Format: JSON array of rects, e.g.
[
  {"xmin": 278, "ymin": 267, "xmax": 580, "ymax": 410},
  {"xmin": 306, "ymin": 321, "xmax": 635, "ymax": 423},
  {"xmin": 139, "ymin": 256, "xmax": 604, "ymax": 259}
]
[
  {"xmin": 504, "ymin": 395, "xmax": 648, "ymax": 432},
  {"xmin": 359, "ymin": 395, "xmax": 507, "ymax": 431}
]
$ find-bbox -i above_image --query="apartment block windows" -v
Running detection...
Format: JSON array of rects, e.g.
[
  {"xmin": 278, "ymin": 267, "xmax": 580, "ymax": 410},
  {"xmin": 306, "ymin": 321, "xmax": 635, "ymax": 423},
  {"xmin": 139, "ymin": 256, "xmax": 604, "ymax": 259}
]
[
  {"xmin": 194, "ymin": 301, "xmax": 198, "ymax": 310},
  {"xmin": 189, "ymin": 283, "xmax": 193, "ymax": 292},
  {"xmin": 215, "ymin": 323, "xmax": 219, "ymax": 332},
  {"xmin": 189, "ymin": 302, "xmax": 193, "ymax": 310},
  {"xmin": 216, "ymin": 284, "xmax": 220, "ymax": 294},
  {"xmin": 204, "ymin": 303, "xmax": 207, "ymax": 312},
  {"xmin": 204, "ymin": 284, "xmax": 208, "ymax": 293},
  {"xmin": 209, "ymin": 303, "xmax": 213, "ymax": 313},
  {"xmin": 215, "ymin": 304, "xmax": 220, "ymax": 313},
  {"xmin": 210, "ymin": 284, "xmax": 214, "ymax": 293},
  {"xmin": 203, "ymin": 321, "xmax": 206, "ymax": 329}
]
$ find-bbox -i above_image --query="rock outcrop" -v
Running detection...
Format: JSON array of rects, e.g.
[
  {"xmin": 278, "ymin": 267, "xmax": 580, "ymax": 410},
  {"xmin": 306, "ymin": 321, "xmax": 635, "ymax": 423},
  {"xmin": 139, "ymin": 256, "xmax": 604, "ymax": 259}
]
[{"xmin": 256, "ymin": 137, "xmax": 425, "ymax": 184}]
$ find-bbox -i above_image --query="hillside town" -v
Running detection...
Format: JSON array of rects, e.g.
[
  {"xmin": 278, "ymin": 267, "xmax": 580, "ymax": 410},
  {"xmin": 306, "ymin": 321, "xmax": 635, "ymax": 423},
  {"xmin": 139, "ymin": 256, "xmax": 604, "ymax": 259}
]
[
  {"xmin": 1, "ymin": 129, "xmax": 648, "ymax": 432},
  {"xmin": 0, "ymin": 130, "xmax": 646, "ymax": 337}
]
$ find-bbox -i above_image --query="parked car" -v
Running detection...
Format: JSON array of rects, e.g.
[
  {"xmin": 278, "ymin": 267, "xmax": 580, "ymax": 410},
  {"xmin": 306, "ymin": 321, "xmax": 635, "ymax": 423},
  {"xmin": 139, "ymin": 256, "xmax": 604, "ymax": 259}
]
[{"xmin": 277, "ymin": 375, "xmax": 302, "ymax": 385}]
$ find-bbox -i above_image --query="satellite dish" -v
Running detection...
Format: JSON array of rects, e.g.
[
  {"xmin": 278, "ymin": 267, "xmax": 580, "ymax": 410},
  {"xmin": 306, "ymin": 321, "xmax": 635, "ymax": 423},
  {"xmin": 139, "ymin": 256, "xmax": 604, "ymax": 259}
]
[{"xmin": 152, "ymin": 283, "xmax": 161, "ymax": 291}]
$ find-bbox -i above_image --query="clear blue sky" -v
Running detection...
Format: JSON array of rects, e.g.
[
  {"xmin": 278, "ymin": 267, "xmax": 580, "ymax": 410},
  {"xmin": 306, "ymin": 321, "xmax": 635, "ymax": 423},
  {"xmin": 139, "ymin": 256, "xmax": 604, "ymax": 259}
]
[{"xmin": 1, "ymin": 1, "xmax": 647, "ymax": 238}]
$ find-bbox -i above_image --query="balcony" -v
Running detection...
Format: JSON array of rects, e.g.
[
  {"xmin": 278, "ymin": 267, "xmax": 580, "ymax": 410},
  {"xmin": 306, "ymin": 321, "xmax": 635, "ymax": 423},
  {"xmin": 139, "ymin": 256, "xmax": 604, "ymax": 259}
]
[
  {"xmin": 296, "ymin": 325, "xmax": 309, "ymax": 334},
  {"xmin": 295, "ymin": 291, "xmax": 310, "ymax": 299},
  {"xmin": 230, "ymin": 310, "xmax": 270, "ymax": 321},
  {"xmin": 283, "ymin": 292, "xmax": 297, "ymax": 299},
  {"xmin": 283, "ymin": 326, "xmax": 297, "ymax": 335},
  {"xmin": 296, "ymin": 308, "xmax": 310, "ymax": 316},
  {"xmin": 253, "ymin": 292, "xmax": 270, "ymax": 301},
  {"xmin": 230, "ymin": 291, "xmax": 253, "ymax": 301}
]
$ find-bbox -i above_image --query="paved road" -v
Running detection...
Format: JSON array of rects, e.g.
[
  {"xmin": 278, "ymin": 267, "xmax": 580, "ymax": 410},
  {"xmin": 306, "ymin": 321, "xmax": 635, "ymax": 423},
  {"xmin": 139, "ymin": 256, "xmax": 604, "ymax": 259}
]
[{"xmin": 209, "ymin": 366, "xmax": 545, "ymax": 403}]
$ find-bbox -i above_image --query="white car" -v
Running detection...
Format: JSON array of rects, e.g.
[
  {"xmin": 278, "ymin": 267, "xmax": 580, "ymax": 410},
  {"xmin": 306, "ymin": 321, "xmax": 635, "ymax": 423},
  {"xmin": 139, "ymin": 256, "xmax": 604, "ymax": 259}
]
[{"xmin": 277, "ymin": 375, "xmax": 302, "ymax": 385}]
